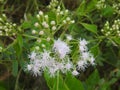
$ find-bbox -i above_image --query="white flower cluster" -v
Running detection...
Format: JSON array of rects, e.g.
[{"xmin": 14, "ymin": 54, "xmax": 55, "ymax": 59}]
[
  {"xmin": 0, "ymin": 14, "xmax": 21, "ymax": 36},
  {"xmin": 77, "ymin": 39, "xmax": 95, "ymax": 71},
  {"xmin": 53, "ymin": 39, "xmax": 70, "ymax": 59},
  {"xmin": 101, "ymin": 19, "xmax": 120, "ymax": 36},
  {"xmin": 96, "ymin": 0, "xmax": 106, "ymax": 9},
  {"xmin": 27, "ymin": 0, "xmax": 95, "ymax": 77},
  {"xmin": 27, "ymin": 39, "xmax": 95, "ymax": 77},
  {"xmin": 27, "ymin": 39, "xmax": 73, "ymax": 77}
]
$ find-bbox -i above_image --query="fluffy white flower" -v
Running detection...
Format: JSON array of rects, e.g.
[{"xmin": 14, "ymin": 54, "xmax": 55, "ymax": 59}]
[
  {"xmin": 49, "ymin": 68, "xmax": 57, "ymax": 77},
  {"xmin": 77, "ymin": 60, "xmax": 88, "ymax": 71},
  {"xmin": 79, "ymin": 45, "xmax": 87, "ymax": 52},
  {"xmin": 89, "ymin": 56, "xmax": 95, "ymax": 65},
  {"xmin": 79, "ymin": 38, "xmax": 88, "ymax": 46},
  {"xmin": 53, "ymin": 39, "xmax": 70, "ymax": 59},
  {"xmin": 65, "ymin": 63, "xmax": 72, "ymax": 70},
  {"xmin": 40, "ymin": 51, "xmax": 52, "ymax": 68},
  {"xmin": 26, "ymin": 38, "xmax": 95, "ymax": 77},
  {"xmin": 81, "ymin": 52, "xmax": 90, "ymax": 60},
  {"xmin": 72, "ymin": 70, "xmax": 79, "ymax": 76},
  {"xmin": 28, "ymin": 51, "xmax": 37, "ymax": 60},
  {"xmin": 27, "ymin": 64, "xmax": 33, "ymax": 71},
  {"xmin": 79, "ymin": 39, "xmax": 88, "ymax": 52},
  {"xmin": 78, "ymin": 38, "xmax": 95, "ymax": 72},
  {"xmin": 27, "ymin": 59, "xmax": 42, "ymax": 76},
  {"xmin": 31, "ymin": 65, "xmax": 42, "ymax": 76}
]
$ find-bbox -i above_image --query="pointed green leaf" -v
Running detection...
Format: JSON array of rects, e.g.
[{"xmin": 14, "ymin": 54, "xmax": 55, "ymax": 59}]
[
  {"xmin": 85, "ymin": 69, "xmax": 100, "ymax": 90},
  {"xmin": 81, "ymin": 23, "xmax": 97, "ymax": 34},
  {"xmin": 90, "ymin": 45, "xmax": 100, "ymax": 57},
  {"xmin": 65, "ymin": 73, "xmax": 84, "ymax": 90}
]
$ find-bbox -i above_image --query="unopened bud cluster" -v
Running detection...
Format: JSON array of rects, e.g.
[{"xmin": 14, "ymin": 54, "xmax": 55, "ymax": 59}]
[
  {"xmin": 113, "ymin": 3, "xmax": 120, "ymax": 15},
  {"xmin": 96, "ymin": 0, "xmax": 106, "ymax": 9},
  {"xmin": 48, "ymin": 0, "xmax": 58, "ymax": 9},
  {"xmin": 101, "ymin": 19, "xmax": 120, "ymax": 36},
  {"xmin": 55, "ymin": 6, "xmax": 75, "ymax": 24},
  {"xmin": 96, "ymin": 0, "xmax": 120, "ymax": 15},
  {"xmin": 32, "ymin": 4, "xmax": 74, "ymax": 51},
  {"xmin": 0, "ymin": 14, "xmax": 21, "ymax": 36}
]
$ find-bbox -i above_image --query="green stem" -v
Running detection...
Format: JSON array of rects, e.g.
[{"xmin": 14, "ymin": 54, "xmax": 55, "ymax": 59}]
[
  {"xmin": 60, "ymin": 26, "xmax": 68, "ymax": 39},
  {"xmin": 3, "ymin": 39, "xmax": 17, "ymax": 52},
  {"xmin": 56, "ymin": 71, "xmax": 59, "ymax": 90},
  {"xmin": 22, "ymin": 34, "xmax": 38, "ymax": 39},
  {"xmin": 15, "ymin": 68, "xmax": 22, "ymax": 90}
]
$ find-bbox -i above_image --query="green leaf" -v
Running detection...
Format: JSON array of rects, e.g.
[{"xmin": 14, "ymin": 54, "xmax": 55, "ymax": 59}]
[
  {"xmin": 81, "ymin": 23, "xmax": 97, "ymax": 34},
  {"xmin": 65, "ymin": 73, "xmax": 84, "ymax": 90},
  {"xmin": 113, "ymin": 37, "xmax": 120, "ymax": 45},
  {"xmin": 12, "ymin": 60, "xmax": 18, "ymax": 77},
  {"xmin": 90, "ymin": 45, "xmax": 100, "ymax": 57},
  {"xmin": 44, "ymin": 71, "xmax": 84, "ymax": 90},
  {"xmin": 14, "ymin": 35, "xmax": 23, "ymax": 57},
  {"xmin": 85, "ymin": 69, "xmax": 100, "ymax": 90},
  {"xmin": 86, "ymin": 0, "xmax": 97, "ymax": 13},
  {"xmin": 53, "ymin": 75, "xmax": 69, "ymax": 90},
  {"xmin": 21, "ymin": 21, "xmax": 31, "ymax": 29},
  {"xmin": 76, "ymin": 0, "xmax": 97, "ymax": 17},
  {"xmin": 76, "ymin": 0, "xmax": 86, "ymax": 16},
  {"xmin": 101, "ymin": 5, "xmax": 114, "ymax": 17},
  {"xmin": 17, "ymin": 35, "xmax": 23, "ymax": 48},
  {"xmin": 0, "ymin": 87, "xmax": 6, "ymax": 90},
  {"xmin": 44, "ymin": 72, "xmax": 69, "ymax": 90},
  {"xmin": 0, "ymin": 82, "xmax": 6, "ymax": 90},
  {"xmin": 109, "ymin": 78, "xmax": 117, "ymax": 85}
]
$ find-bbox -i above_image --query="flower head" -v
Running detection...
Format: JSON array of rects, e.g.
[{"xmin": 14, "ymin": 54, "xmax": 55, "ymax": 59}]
[
  {"xmin": 72, "ymin": 70, "xmax": 79, "ymax": 76},
  {"xmin": 53, "ymin": 39, "xmax": 70, "ymax": 59},
  {"xmin": 28, "ymin": 51, "xmax": 37, "ymax": 60},
  {"xmin": 79, "ymin": 39, "xmax": 88, "ymax": 52}
]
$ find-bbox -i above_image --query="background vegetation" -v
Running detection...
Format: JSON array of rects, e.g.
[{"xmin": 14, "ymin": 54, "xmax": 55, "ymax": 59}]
[{"xmin": 0, "ymin": 0, "xmax": 120, "ymax": 90}]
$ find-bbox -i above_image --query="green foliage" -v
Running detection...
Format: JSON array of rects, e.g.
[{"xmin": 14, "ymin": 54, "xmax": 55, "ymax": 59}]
[
  {"xmin": 12, "ymin": 60, "xmax": 18, "ymax": 77},
  {"xmin": 44, "ymin": 72, "xmax": 84, "ymax": 90},
  {"xmin": 85, "ymin": 69, "xmax": 100, "ymax": 90},
  {"xmin": 65, "ymin": 73, "xmax": 84, "ymax": 90},
  {"xmin": 101, "ymin": 5, "xmax": 114, "ymax": 17},
  {"xmin": 81, "ymin": 23, "xmax": 97, "ymax": 34},
  {"xmin": 0, "ymin": 0, "xmax": 120, "ymax": 90}
]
